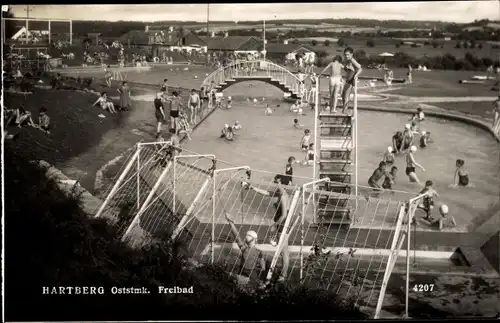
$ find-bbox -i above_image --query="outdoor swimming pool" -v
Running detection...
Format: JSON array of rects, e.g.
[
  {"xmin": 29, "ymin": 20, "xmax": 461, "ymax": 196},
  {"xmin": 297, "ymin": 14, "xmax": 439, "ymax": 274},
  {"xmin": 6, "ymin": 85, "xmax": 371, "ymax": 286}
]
[{"xmin": 180, "ymin": 82, "xmax": 499, "ymax": 230}]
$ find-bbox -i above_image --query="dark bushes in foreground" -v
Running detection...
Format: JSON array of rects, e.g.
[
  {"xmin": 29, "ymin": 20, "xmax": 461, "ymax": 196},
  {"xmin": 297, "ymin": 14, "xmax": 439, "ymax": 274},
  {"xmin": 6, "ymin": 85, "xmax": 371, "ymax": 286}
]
[{"xmin": 4, "ymin": 147, "xmax": 366, "ymax": 321}]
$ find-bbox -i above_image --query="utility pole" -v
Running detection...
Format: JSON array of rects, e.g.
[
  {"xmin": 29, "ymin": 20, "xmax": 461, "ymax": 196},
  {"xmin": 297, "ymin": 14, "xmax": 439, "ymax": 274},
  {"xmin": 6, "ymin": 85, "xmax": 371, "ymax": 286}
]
[
  {"xmin": 206, "ymin": 4, "xmax": 210, "ymax": 64},
  {"xmin": 263, "ymin": 19, "xmax": 266, "ymax": 60},
  {"xmin": 24, "ymin": 5, "xmax": 32, "ymax": 44}
]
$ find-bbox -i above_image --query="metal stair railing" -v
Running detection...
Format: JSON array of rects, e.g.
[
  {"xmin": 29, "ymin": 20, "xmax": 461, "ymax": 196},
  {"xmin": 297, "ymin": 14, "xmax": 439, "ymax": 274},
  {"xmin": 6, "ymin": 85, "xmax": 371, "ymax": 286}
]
[{"xmin": 202, "ymin": 59, "xmax": 302, "ymax": 95}]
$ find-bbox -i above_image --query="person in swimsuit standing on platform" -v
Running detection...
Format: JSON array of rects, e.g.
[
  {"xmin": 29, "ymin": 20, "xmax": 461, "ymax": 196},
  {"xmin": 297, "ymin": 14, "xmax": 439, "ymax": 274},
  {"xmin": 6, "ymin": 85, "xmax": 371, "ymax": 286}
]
[
  {"xmin": 319, "ymin": 55, "xmax": 344, "ymax": 113},
  {"xmin": 341, "ymin": 47, "xmax": 362, "ymax": 115},
  {"xmin": 405, "ymin": 145, "xmax": 425, "ymax": 184},
  {"xmin": 187, "ymin": 89, "xmax": 201, "ymax": 125},
  {"xmin": 165, "ymin": 91, "xmax": 183, "ymax": 131},
  {"xmin": 307, "ymin": 73, "xmax": 318, "ymax": 105}
]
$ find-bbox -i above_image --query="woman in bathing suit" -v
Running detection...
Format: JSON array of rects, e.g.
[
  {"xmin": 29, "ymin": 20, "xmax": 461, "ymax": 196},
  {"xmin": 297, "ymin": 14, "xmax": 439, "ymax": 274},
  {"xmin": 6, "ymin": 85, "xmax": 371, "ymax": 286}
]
[
  {"xmin": 341, "ymin": 47, "xmax": 362, "ymax": 114},
  {"xmin": 319, "ymin": 55, "xmax": 343, "ymax": 113},
  {"xmin": 452, "ymin": 159, "xmax": 471, "ymax": 187},
  {"xmin": 405, "ymin": 145, "xmax": 425, "ymax": 184}
]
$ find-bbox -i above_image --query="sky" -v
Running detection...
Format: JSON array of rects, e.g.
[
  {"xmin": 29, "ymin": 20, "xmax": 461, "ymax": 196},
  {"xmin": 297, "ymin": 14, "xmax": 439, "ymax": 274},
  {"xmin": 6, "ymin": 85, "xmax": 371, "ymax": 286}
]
[{"xmin": 10, "ymin": 2, "xmax": 500, "ymax": 23}]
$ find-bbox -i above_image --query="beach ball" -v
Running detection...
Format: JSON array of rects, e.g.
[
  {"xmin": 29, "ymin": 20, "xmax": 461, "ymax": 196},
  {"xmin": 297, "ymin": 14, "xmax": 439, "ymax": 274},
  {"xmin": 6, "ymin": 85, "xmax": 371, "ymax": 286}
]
[{"xmin": 253, "ymin": 98, "xmax": 258, "ymax": 103}]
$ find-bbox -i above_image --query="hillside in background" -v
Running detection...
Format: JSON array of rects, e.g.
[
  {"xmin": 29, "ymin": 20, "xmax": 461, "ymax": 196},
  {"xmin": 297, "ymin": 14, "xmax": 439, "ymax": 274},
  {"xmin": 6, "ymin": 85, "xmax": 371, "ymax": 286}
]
[{"xmin": 64, "ymin": 18, "xmax": 500, "ymax": 37}]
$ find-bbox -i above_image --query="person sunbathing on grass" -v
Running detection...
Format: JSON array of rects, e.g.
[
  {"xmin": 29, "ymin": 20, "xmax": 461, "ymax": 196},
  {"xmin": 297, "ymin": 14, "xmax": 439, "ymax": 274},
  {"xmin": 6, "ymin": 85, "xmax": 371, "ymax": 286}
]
[
  {"xmin": 15, "ymin": 105, "xmax": 36, "ymax": 128},
  {"xmin": 37, "ymin": 107, "xmax": 51, "ymax": 134},
  {"xmin": 93, "ymin": 92, "xmax": 117, "ymax": 114}
]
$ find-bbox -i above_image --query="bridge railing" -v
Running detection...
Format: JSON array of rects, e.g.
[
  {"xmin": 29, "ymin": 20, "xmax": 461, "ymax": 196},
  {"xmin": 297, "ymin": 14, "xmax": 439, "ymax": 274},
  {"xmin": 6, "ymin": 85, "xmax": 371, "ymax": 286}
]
[{"xmin": 203, "ymin": 60, "xmax": 301, "ymax": 95}]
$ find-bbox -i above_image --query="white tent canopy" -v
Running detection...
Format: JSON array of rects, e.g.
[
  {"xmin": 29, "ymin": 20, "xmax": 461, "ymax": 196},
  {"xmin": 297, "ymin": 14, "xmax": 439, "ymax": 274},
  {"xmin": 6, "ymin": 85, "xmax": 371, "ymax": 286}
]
[{"xmin": 379, "ymin": 52, "xmax": 394, "ymax": 57}]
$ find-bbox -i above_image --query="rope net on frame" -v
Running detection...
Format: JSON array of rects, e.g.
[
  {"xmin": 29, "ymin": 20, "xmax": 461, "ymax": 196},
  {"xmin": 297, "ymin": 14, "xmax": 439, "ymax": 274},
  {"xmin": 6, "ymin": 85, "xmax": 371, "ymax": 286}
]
[{"xmin": 96, "ymin": 143, "xmax": 424, "ymax": 316}]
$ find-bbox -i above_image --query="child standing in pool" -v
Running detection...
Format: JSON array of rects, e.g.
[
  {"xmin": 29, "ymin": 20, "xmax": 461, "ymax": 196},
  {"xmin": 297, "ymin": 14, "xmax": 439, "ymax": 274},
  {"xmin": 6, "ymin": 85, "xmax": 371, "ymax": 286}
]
[
  {"xmin": 451, "ymin": 159, "xmax": 473, "ymax": 188},
  {"xmin": 300, "ymin": 129, "xmax": 312, "ymax": 151},
  {"xmin": 293, "ymin": 118, "xmax": 303, "ymax": 129},
  {"xmin": 402, "ymin": 124, "xmax": 414, "ymax": 153},
  {"xmin": 392, "ymin": 131, "xmax": 404, "ymax": 154},
  {"xmin": 382, "ymin": 166, "xmax": 398, "ymax": 191},
  {"xmin": 405, "ymin": 145, "xmax": 425, "ymax": 184},
  {"xmin": 383, "ymin": 147, "xmax": 395, "ymax": 167},
  {"xmin": 418, "ymin": 180, "xmax": 439, "ymax": 220},
  {"xmin": 303, "ymin": 143, "xmax": 315, "ymax": 166},
  {"xmin": 419, "ymin": 131, "xmax": 432, "ymax": 148}
]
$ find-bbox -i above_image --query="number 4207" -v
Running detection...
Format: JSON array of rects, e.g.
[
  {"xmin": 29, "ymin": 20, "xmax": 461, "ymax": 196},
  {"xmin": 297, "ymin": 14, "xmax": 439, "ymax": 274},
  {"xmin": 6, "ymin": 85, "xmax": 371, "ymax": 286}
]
[{"xmin": 413, "ymin": 284, "xmax": 434, "ymax": 292}]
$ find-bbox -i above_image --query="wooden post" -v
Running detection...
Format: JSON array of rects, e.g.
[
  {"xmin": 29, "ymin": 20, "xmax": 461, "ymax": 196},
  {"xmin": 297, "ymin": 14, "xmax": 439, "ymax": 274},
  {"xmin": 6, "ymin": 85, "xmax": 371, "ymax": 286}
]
[
  {"xmin": 48, "ymin": 20, "xmax": 51, "ymax": 44},
  {"xmin": 69, "ymin": 20, "xmax": 73, "ymax": 45}
]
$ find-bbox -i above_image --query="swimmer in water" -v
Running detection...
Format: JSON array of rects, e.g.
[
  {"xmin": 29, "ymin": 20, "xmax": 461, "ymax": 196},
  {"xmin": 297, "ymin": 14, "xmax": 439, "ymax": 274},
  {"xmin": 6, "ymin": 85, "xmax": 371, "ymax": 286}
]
[
  {"xmin": 264, "ymin": 104, "xmax": 275, "ymax": 115},
  {"xmin": 293, "ymin": 118, "xmax": 303, "ymax": 129},
  {"xmin": 303, "ymin": 143, "xmax": 315, "ymax": 166},
  {"xmin": 405, "ymin": 145, "xmax": 425, "ymax": 184},
  {"xmin": 232, "ymin": 120, "xmax": 242, "ymax": 130},
  {"xmin": 319, "ymin": 55, "xmax": 344, "ymax": 113},
  {"xmin": 300, "ymin": 129, "xmax": 312, "ymax": 151},
  {"xmin": 402, "ymin": 124, "xmax": 414, "ymax": 153},
  {"xmin": 383, "ymin": 146, "xmax": 395, "ymax": 167},
  {"xmin": 341, "ymin": 47, "xmax": 362, "ymax": 115},
  {"xmin": 417, "ymin": 107, "xmax": 425, "ymax": 121},
  {"xmin": 419, "ymin": 131, "xmax": 432, "ymax": 148},
  {"xmin": 418, "ymin": 180, "xmax": 439, "ymax": 220},
  {"xmin": 368, "ymin": 161, "xmax": 389, "ymax": 198},
  {"xmin": 451, "ymin": 159, "xmax": 473, "ymax": 188},
  {"xmin": 432, "ymin": 204, "xmax": 457, "ymax": 231},
  {"xmin": 220, "ymin": 124, "xmax": 234, "ymax": 141},
  {"xmin": 382, "ymin": 166, "xmax": 398, "ymax": 192},
  {"xmin": 392, "ymin": 131, "xmax": 404, "ymax": 154},
  {"xmin": 410, "ymin": 121, "xmax": 419, "ymax": 136},
  {"xmin": 290, "ymin": 101, "xmax": 298, "ymax": 113}
]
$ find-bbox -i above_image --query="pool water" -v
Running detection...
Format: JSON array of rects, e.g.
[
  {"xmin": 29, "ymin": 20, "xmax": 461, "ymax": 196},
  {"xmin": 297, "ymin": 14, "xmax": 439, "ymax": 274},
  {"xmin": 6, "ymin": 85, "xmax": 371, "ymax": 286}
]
[
  {"xmin": 68, "ymin": 65, "xmax": 498, "ymax": 231},
  {"xmin": 181, "ymin": 82, "xmax": 499, "ymax": 230}
]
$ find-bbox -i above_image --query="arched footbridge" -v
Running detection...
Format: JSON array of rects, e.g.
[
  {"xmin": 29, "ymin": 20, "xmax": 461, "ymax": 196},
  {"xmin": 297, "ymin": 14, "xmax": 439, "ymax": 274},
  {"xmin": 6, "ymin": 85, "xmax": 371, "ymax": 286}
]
[{"xmin": 203, "ymin": 60, "xmax": 303, "ymax": 99}]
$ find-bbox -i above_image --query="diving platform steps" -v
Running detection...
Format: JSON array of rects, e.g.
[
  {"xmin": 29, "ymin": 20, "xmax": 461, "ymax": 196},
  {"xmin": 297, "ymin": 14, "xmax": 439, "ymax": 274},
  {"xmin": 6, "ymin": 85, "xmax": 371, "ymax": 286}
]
[
  {"xmin": 214, "ymin": 76, "xmax": 301, "ymax": 99},
  {"xmin": 317, "ymin": 111, "xmax": 355, "ymax": 226}
]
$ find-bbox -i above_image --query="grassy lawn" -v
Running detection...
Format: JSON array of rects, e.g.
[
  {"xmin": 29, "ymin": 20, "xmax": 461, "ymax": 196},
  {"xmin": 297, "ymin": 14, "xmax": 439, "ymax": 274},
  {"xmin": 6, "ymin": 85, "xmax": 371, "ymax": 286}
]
[
  {"xmin": 306, "ymin": 39, "xmax": 499, "ymax": 60},
  {"xmin": 362, "ymin": 68, "xmax": 498, "ymax": 97},
  {"xmin": 4, "ymin": 89, "xmax": 122, "ymax": 165},
  {"xmin": 433, "ymin": 101, "xmax": 496, "ymax": 119}
]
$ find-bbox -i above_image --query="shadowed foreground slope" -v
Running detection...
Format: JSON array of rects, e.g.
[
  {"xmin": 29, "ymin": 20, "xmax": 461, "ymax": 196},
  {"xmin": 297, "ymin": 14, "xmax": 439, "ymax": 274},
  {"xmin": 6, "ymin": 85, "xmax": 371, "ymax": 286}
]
[{"xmin": 3, "ymin": 147, "xmax": 365, "ymax": 321}]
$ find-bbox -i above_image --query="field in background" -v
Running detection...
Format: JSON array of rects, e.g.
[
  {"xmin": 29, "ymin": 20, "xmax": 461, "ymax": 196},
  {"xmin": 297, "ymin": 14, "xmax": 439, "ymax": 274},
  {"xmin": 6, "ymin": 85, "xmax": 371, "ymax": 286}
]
[{"xmin": 293, "ymin": 37, "xmax": 499, "ymax": 59}]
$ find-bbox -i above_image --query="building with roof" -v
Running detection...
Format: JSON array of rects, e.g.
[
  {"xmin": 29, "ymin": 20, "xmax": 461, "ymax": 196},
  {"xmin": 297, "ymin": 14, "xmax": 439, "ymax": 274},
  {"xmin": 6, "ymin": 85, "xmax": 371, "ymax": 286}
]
[
  {"xmin": 200, "ymin": 33, "xmax": 262, "ymax": 54},
  {"xmin": 264, "ymin": 41, "xmax": 316, "ymax": 63}
]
